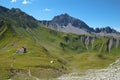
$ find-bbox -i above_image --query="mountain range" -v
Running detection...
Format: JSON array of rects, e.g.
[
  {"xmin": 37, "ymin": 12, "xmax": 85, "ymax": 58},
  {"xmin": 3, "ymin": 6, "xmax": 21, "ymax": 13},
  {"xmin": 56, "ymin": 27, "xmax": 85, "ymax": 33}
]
[
  {"xmin": 40, "ymin": 13, "xmax": 120, "ymax": 37},
  {"xmin": 0, "ymin": 6, "xmax": 120, "ymax": 79},
  {"xmin": 0, "ymin": 5, "xmax": 119, "ymax": 37}
]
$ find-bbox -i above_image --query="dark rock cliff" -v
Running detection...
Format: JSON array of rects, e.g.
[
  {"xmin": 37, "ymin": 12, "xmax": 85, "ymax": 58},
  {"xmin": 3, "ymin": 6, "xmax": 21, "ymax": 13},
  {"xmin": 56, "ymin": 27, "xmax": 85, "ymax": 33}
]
[{"xmin": 107, "ymin": 38, "xmax": 120, "ymax": 53}]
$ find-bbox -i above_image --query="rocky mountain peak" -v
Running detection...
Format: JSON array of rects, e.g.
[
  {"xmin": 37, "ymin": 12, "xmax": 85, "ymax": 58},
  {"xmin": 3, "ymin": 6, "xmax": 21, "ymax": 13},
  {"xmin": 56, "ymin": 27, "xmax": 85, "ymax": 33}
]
[
  {"xmin": 40, "ymin": 13, "xmax": 95, "ymax": 34},
  {"xmin": 95, "ymin": 26, "xmax": 118, "ymax": 33},
  {"xmin": 11, "ymin": 8, "xmax": 22, "ymax": 12},
  {"xmin": 52, "ymin": 13, "xmax": 75, "ymax": 26},
  {"xmin": 53, "ymin": 13, "xmax": 70, "ymax": 20},
  {"xmin": 51, "ymin": 13, "xmax": 90, "ymax": 28},
  {"xmin": 52, "ymin": 13, "xmax": 71, "ymax": 20}
]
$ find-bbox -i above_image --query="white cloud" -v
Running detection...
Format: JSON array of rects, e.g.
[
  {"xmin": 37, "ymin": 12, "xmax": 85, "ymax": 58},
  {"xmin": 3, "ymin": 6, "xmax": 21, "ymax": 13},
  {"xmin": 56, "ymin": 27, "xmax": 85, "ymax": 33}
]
[
  {"xmin": 22, "ymin": 0, "xmax": 31, "ymax": 5},
  {"xmin": 43, "ymin": 8, "xmax": 51, "ymax": 12},
  {"xmin": 11, "ymin": 0, "xmax": 17, "ymax": 3}
]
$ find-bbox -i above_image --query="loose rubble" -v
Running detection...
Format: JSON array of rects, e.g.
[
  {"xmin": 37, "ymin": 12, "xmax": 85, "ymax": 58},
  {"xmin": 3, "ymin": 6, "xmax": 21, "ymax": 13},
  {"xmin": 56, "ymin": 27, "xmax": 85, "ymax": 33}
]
[{"xmin": 58, "ymin": 59, "xmax": 120, "ymax": 80}]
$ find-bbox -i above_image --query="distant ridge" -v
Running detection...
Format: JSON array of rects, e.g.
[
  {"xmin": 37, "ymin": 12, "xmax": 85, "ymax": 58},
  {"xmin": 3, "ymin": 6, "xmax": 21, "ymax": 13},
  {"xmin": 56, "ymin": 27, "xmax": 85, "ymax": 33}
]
[
  {"xmin": 0, "ymin": 5, "xmax": 119, "ymax": 37},
  {"xmin": 40, "ymin": 13, "xmax": 120, "ymax": 37}
]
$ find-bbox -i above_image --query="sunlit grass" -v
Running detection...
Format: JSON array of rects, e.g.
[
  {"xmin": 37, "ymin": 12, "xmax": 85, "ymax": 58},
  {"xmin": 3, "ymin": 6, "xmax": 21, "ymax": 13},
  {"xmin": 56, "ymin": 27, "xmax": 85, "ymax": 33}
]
[
  {"xmin": 68, "ymin": 52, "xmax": 118, "ymax": 71},
  {"xmin": 0, "ymin": 21, "xmax": 120, "ymax": 79}
]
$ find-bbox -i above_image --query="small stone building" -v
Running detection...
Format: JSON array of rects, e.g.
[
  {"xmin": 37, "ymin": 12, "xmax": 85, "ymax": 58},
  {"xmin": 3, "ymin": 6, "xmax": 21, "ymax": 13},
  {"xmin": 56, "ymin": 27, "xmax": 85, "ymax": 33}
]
[{"xmin": 16, "ymin": 47, "xmax": 27, "ymax": 53}]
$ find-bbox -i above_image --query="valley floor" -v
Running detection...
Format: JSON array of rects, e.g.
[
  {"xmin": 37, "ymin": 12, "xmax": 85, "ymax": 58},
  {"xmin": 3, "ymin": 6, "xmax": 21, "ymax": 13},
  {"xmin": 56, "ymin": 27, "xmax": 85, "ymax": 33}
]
[{"xmin": 57, "ymin": 58, "xmax": 120, "ymax": 80}]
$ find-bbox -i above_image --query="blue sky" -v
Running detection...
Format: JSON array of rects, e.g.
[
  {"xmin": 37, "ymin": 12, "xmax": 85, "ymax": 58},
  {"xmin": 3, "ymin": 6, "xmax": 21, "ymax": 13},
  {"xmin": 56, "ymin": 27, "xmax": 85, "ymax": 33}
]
[{"xmin": 0, "ymin": 0, "xmax": 120, "ymax": 30}]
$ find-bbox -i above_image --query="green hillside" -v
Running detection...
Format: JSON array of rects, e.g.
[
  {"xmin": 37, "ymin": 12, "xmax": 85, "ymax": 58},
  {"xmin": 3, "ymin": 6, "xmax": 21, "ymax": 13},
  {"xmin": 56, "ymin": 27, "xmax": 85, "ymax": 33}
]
[
  {"xmin": 0, "ymin": 19, "xmax": 120, "ymax": 80},
  {"xmin": 0, "ymin": 20, "xmax": 68, "ymax": 79},
  {"xmin": 0, "ymin": 6, "xmax": 120, "ymax": 80}
]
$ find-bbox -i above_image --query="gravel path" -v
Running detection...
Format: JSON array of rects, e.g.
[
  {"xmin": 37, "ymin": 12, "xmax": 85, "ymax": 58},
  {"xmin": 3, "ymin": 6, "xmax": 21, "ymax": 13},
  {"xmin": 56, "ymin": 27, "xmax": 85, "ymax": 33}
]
[{"xmin": 57, "ymin": 59, "xmax": 120, "ymax": 80}]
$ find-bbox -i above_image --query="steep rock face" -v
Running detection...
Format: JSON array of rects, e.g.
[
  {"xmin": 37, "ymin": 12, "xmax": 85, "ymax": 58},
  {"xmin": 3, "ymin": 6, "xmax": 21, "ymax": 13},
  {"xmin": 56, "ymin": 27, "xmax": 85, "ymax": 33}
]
[
  {"xmin": 64, "ymin": 34, "xmax": 120, "ymax": 53},
  {"xmin": 40, "ymin": 13, "xmax": 94, "ymax": 35},
  {"xmin": 107, "ymin": 38, "xmax": 120, "ymax": 53},
  {"xmin": 78, "ymin": 35, "xmax": 95, "ymax": 49},
  {"xmin": 51, "ymin": 13, "xmax": 90, "ymax": 30}
]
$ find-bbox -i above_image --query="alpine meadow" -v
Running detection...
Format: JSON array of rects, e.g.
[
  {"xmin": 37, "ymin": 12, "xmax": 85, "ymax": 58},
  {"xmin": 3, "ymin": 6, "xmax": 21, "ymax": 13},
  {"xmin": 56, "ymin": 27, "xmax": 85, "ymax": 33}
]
[{"xmin": 0, "ymin": 5, "xmax": 120, "ymax": 80}]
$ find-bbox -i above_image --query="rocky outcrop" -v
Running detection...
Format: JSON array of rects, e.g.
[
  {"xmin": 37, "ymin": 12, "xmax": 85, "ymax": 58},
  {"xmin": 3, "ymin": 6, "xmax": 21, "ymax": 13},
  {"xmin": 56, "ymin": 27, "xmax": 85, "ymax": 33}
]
[
  {"xmin": 78, "ymin": 35, "xmax": 95, "ymax": 49},
  {"xmin": 63, "ymin": 34, "xmax": 120, "ymax": 53},
  {"xmin": 107, "ymin": 38, "xmax": 120, "ymax": 53},
  {"xmin": 95, "ymin": 26, "xmax": 118, "ymax": 33},
  {"xmin": 77, "ymin": 35, "xmax": 120, "ymax": 53}
]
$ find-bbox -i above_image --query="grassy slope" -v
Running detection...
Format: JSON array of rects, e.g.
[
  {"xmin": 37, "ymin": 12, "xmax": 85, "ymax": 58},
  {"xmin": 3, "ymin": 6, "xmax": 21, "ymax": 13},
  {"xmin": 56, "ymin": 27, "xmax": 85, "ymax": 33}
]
[
  {"xmin": 67, "ymin": 52, "xmax": 119, "ymax": 71},
  {"xmin": 32, "ymin": 25, "xmax": 120, "ymax": 71},
  {"xmin": 0, "ymin": 20, "xmax": 120, "ymax": 79},
  {"xmin": 0, "ymin": 22, "xmax": 67, "ymax": 79}
]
